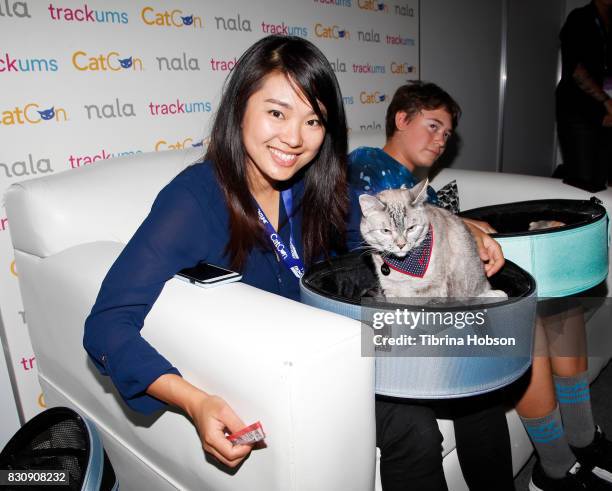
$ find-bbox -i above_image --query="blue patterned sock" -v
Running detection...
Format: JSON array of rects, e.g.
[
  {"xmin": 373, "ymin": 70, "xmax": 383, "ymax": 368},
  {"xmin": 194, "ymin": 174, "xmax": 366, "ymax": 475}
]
[
  {"xmin": 520, "ymin": 405, "xmax": 576, "ymax": 479},
  {"xmin": 554, "ymin": 372, "xmax": 596, "ymax": 448}
]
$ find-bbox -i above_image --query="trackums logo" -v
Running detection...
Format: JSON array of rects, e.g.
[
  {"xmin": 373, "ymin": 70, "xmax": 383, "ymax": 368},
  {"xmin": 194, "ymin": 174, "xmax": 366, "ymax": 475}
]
[
  {"xmin": 47, "ymin": 4, "xmax": 128, "ymax": 24},
  {"xmin": 0, "ymin": 53, "xmax": 58, "ymax": 73}
]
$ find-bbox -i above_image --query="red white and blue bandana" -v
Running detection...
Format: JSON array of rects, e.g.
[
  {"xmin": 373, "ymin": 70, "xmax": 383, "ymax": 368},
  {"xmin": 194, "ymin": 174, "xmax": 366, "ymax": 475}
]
[{"xmin": 382, "ymin": 225, "xmax": 433, "ymax": 278}]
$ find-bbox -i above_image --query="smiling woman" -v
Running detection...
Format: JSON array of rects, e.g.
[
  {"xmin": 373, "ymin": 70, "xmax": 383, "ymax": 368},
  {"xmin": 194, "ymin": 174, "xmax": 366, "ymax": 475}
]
[{"xmin": 83, "ymin": 35, "xmax": 349, "ymax": 470}]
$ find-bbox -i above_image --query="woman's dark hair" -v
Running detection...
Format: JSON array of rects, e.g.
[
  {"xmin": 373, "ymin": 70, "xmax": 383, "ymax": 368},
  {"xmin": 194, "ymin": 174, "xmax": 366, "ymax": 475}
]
[
  {"xmin": 205, "ymin": 35, "xmax": 348, "ymax": 270},
  {"xmin": 385, "ymin": 81, "xmax": 462, "ymax": 138}
]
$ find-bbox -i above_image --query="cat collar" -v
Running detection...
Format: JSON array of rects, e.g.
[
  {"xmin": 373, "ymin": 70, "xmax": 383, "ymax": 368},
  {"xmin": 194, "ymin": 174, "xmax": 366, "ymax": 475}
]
[{"xmin": 381, "ymin": 225, "xmax": 433, "ymax": 278}]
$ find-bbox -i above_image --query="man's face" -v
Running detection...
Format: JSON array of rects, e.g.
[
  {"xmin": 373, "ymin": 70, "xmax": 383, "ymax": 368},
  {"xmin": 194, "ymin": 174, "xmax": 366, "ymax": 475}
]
[{"xmin": 393, "ymin": 107, "xmax": 453, "ymax": 171}]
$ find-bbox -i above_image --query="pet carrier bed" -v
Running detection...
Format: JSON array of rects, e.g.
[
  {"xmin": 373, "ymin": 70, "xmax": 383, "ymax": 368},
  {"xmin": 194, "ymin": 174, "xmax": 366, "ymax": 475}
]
[
  {"xmin": 0, "ymin": 407, "xmax": 118, "ymax": 491},
  {"xmin": 301, "ymin": 253, "xmax": 537, "ymax": 399},
  {"xmin": 460, "ymin": 198, "xmax": 608, "ymax": 297}
]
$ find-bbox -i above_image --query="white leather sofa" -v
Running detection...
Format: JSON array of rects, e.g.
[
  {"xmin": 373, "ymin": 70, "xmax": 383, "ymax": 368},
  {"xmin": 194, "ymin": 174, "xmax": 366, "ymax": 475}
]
[{"xmin": 5, "ymin": 135, "xmax": 612, "ymax": 491}]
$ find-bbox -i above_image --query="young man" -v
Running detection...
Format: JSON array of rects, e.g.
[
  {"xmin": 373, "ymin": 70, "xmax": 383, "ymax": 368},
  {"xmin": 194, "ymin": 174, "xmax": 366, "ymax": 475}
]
[
  {"xmin": 349, "ymin": 81, "xmax": 612, "ymax": 491},
  {"xmin": 348, "ymin": 81, "xmax": 513, "ymax": 491}
]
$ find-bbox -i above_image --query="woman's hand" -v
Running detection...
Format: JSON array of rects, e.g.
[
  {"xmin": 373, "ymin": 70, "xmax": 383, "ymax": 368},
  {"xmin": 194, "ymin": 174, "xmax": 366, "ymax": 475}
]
[
  {"xmin": 186, "ymin": 392, "xmax": 253, "ymax": 468},
  {"xmin": 463, "ymin": 220, "xmax": 505, "ymax": 277},
  {"xmin": 147, "ymin": 374, "xmax": 253, "ymax": 468}
]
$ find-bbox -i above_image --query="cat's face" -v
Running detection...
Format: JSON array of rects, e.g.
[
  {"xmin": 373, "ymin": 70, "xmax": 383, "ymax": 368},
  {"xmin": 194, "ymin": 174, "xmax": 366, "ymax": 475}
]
[
  {"xmin": 359, "ymin": 182, "xmax": 429, "ymax": 258},
  {"xmin": 37, "ymin": 107, "xmax": 55, "ymax": 120},
  {"xmin": 181, "ymin": 15, "xmax": 194, "ymax": 25}
]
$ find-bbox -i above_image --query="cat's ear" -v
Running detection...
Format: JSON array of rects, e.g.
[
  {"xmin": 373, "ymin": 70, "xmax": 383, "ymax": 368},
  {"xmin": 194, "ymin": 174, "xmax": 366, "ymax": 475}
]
[
  {"xmin": 410, "ymin": 179, "xmax": 429, "ymax": 206},
  {"xmin": 359, "ymin": 193, "xmax": 386, "ymax": 217}
]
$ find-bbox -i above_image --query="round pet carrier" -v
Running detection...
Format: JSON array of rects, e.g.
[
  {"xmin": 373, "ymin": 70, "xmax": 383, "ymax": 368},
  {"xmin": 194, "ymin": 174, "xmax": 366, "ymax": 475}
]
[
  {"xmin": 301, "ymin": 252, "xmax": 537, "ymax": 399},
  {"xmin": 0, "ymin": 407, "xmax": 118, "ymax": 491},
  {"xmin": 460, "ymin": 198, "xmax": 609, "ymax": 297}
]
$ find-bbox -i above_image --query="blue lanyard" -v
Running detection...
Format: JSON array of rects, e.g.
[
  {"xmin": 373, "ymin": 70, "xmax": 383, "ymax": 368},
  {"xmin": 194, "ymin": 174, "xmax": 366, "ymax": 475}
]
[{"xmin": 256, "ymin": 189, "xmax": 305, "ymax": 279}]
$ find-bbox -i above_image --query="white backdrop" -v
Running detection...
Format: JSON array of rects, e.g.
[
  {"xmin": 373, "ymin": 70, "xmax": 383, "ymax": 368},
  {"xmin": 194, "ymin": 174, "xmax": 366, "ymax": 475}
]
[{"xmin": 0, "ymin": 0, "xmax": 419, "ymax": 424}]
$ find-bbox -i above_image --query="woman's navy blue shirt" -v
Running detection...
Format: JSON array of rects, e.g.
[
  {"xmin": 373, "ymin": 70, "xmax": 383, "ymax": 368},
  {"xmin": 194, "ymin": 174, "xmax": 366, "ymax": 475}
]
[{"xmin": 83, "ymin": 161, "xmax": 362, "ymax": 413}]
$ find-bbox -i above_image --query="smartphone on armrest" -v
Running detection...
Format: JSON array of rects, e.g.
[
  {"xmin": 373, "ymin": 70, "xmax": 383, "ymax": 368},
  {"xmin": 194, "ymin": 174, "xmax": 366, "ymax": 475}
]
[{"xmin": 175, "ymin": 262, "xmax": 242, "ymax": 288}]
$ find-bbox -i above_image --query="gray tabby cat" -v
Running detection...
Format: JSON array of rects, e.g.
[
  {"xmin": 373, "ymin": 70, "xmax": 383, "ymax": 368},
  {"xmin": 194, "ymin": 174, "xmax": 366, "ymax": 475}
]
[{"xmin": 359, "ymin": 179, "xmax": 507, "ymax": 300}]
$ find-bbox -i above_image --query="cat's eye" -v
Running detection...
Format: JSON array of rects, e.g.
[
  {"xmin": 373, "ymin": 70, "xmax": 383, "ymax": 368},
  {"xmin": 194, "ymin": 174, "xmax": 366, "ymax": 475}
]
[{"xmin": 382, "ymin": 228, "xmax": 391, "ymax": 234}]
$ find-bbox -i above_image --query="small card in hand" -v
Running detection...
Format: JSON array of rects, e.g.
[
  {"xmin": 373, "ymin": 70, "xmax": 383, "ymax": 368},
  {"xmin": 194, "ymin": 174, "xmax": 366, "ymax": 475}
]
[{"xmin": 227, "ymin": 421, "xmax": 265, "ymax": 446}]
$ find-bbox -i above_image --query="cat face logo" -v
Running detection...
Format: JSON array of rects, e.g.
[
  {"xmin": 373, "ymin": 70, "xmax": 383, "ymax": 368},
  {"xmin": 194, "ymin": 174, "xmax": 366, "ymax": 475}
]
[
  {"xmin": 118, "ymin": 57, "xmax": 132, "ymax": 69},
  {"xmin": 181, "ymin": 15, "xmax": 193, "ymax": 25},
  {"xmin": 377, "ymin": 2, "xmax": 385, "ymax": 10},
  {"xmin": 37, "ymin": 107, "xmax": 55, "ymax": 120},
  {"xmin": 378, "ymin": 94, "xmax": 386, "ymax": 102}
]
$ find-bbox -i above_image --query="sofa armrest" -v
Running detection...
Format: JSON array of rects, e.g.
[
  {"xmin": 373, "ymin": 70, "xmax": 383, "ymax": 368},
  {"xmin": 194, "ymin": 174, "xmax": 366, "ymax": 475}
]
[{"xmin": 15, "ymin": 242, "xmax": 375, "ymax": 491}]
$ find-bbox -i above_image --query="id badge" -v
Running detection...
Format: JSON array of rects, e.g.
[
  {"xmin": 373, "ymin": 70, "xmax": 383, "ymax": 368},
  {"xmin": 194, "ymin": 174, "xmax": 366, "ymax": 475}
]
[{"xmin": 604, "ymin": 76, "xmax": 612, "ymax": 98}]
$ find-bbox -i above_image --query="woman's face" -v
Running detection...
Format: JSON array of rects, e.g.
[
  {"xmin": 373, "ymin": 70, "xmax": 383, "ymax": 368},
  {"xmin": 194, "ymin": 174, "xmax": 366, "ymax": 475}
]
[{"xmin": 242, "ymin": 72, "xmax": 326, "ymax": 191}]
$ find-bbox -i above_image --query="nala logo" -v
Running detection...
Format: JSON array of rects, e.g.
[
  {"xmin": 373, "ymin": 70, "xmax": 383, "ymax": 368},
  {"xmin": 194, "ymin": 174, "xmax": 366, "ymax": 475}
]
[
  {"xmin": 358, "ymin": 0, "xmax": 388, "ymax": 12},
  {"xmin": 0, "ymin": 53, "xmax": 58, "ymax": 72},
  {"xmin": 48, "ymin": 4, "xmax": 128, "ymax": 24},
  {"xmin": 360, "ymin": 121, "xmax": 382, "ymax": 131},
  {"xmin": 360, "ymin": 91, "xmax": 386, "ymax": 104},
  {"xmin": 0, "ymin": 104, "xmax": 67, "ymax": 125},
  {"xmin": 386, "ymin": 34, "xmax": 415, "ymax": 46},
  {"xmin": 314, "ymin": 23, "xmax": 350, "ymax": 40},
  {"xmin": 155, "ymin": 137, "xmax": 202, "ymax": 151},
  {"xmin": 261, "ymin": 21, "xmax": 308, "ymax": 37},
  {"xmin": 84, "ymin": 98, "xmax": 135, "ymax": 120},
  {"xmin": 215, "ymin": 14, "xmax": 251, "ymax": 32},
  {"xmin": 395, "ymin": 3, "xmax": 415, "ymax": 16},
  {"xmin": 72, "ymin": 51, "xmax": 143, "ymax": 71},
  {"xmin": 390, "ymin": 62, "xmax": 415, "ymax": 74},
  {"xmin": 330, "ymin": 57, "xmax": 346, "ymax": 73},
  {"xmin": 157, "ymin": 53, "xmax": 200, "ymax": 71},
  {"xmin": 0, "ymin": 1, "xmax": 31, "ymax": 18},
  {"xmin": 141, "ymin": 7, "xmax": 202, "ymax": 28},
  {"xmin": 0, "ymin": 154, "xmax": 53, "ymax": 178},
  {"xmin": 357, "ymin": 29, "xmax": 380, "ymax": 43}
]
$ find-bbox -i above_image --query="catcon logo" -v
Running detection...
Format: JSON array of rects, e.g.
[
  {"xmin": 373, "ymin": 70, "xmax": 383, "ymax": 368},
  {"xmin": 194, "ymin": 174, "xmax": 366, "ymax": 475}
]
[
  {"xmin": 357, "ymin": 29, "xmax": 380, "ymax": 43},
  {"xmin": 157, "ymin": 53, "xmax": 200, "ymax": 71},
  {"xmin": 210, "ymin": 57, "xmax": 237, "ymax": 72},
  {"xmin": 48, "ymin": 4, "xmax": 128, "ymax": 24},
  {"xmin": 84, "ymin": 98, "xmax": 135, "ymax": 120},
  {"xmin": 0, "ymin": 104, "xmax": 67, "ymax": 125},
  {"xmin": 395, "ymin": 3, "xmax": 415, "ymax": 16},
  {"xmin": 155, "ymin": 137, "xmax": 202, "ymax": 151},
  {"xmin": 0, "ymin": 1, "xmax": 31, "ymax": 18},
  {"xmin": 215, "ymin": 14, "xmax": 251, "ymax": 32},
  {"xmin": 353, "ymin": 63, "xmax": 385, "ymax": 74},
  {"xmin": 390, "ymin": 62, "xmax": 415, "ymax": 74},
  {"xmin": 313, "ymin": 0, "xmax": 351, "ymax": 7},
  {"xmin": 141, "ymin": 7, "xmax": 202, "ymax": 28},
  {"xmin": 0, "ymin": 53, "xmax": 58, "ymax": 73},
  {"xmin": 148, "ymin": 99, "xmax": 212, "ymax": 116},
  {"xmin": 72, "ymin": 51, "xmax": 143, "ymax": 71},
  {"xmin": 360, "ymin": 91, "xmax": 386, "ymax": 104},
  {"xmin": 314, "ymin": 23, "xmax": 350, "ymax": 40},
  {"xmin": 68, "ymin": 149, "xmax": 142, "ymax": 169},
  {"xmin": 0, "ymin": 154, "xmax": 53, "ymax": 178},
  {"xmin": 358, "ymin": 0, "xmax": 388, "ymax": 12},
  {"xmin": 386, "ymin": 34, "xmax": 415, "ymax": 46},
  {"xmin": 261, "ymin": 21, "xmax": 308, "ymax": 37}
]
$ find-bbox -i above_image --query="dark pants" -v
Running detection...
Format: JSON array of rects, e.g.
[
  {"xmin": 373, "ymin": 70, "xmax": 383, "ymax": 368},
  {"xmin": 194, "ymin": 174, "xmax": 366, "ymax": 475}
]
[
  {"xmin": 558, "ymin": 119, "xmax": 612, "ymax": 193},
  {"xmin": 376, "ymin": 394, "xmax": 514, "ymax": 491}
]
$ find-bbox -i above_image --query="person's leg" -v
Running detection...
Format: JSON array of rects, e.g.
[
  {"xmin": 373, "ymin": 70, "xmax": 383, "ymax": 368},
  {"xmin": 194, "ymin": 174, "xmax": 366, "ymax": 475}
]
[
  {"xmin": 376, "ymin": 398, "xmax": 448, "ymax": 491},
  {"xmin": 452, "ymin": 393, "xmax": 514, "ymax": 491},
  {"xmin": 558, "ymin": 120, "xmax": 605, "ymax": 193}
]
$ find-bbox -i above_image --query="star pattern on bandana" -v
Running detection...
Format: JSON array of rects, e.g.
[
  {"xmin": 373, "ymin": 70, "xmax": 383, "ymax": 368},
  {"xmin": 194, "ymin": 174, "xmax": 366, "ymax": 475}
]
[{"xmin": 382, "ymin": 225, "xmax": 433, "ymax": 278}]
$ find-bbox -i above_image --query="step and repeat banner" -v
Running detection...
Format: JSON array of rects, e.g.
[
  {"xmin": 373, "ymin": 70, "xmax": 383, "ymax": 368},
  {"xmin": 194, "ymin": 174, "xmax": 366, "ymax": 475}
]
[{"xmin": 0, "ymin": 0, "xmax": 419, "ymax": 422}]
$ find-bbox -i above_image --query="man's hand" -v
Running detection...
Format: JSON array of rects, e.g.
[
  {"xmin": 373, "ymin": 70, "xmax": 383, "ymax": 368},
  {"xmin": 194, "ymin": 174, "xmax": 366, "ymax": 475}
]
[{"xmin": 463, "ymin": 220, "xmax": 505, "ymax": 277}]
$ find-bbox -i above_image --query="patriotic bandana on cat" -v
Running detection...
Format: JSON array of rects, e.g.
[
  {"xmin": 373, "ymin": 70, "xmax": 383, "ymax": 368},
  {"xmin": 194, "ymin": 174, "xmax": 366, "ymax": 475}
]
[{"xmin": 381, "ymin": 225, "xmax": 433, "ymax": 278}]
